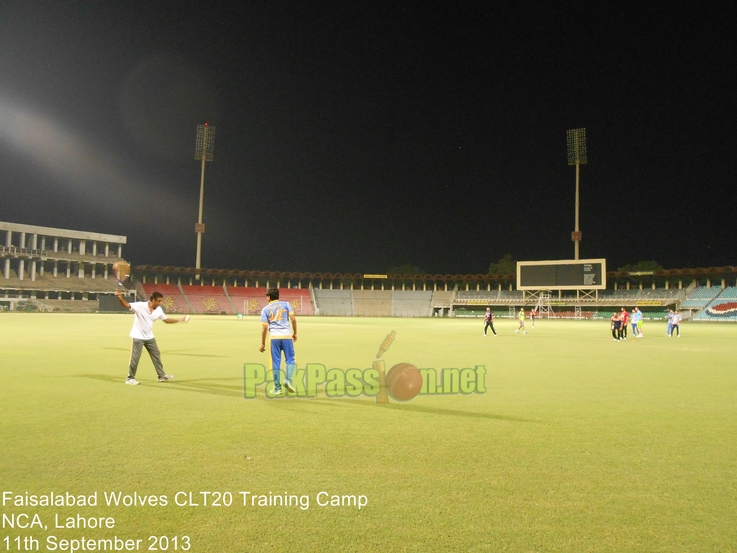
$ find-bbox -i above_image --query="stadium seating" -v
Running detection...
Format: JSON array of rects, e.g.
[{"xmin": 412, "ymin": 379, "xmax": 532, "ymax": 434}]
[
  {"xmin": 431, "ymin": 290, "xmax": 455, "ymax": 306},
  {"xmin": 140, "ymin": 283, "xmax": 191, "ymax": 314},
  {"xmin": 275, "ymin": 288, "xmax": 314, "ymax": 315},
  {"xmin": 694, "ymin": 299, "xmax": 737, "ymax": 321},
  {"xmin": 352, "ymin": 290, "xmax": 392, "ymax": 317},
  {"xmin": 179, "ymin": 285, "xmax": 235, "ymax": 314},
  {"xmin": 0, "ymin": 271, "xmax": 119, "ymax": 293},
  {"xmin": 226, "ymin": 287, "xmax": 313, "ymax": 316},
  {"xmin": 716, "ymin": 286, "xmax": 737, "ymax": 299},
  {"xmin": 226, "ymin": 286, "xmax": 267, "ymax": 315},
  {"xmin": 391, "ymin": 290, "xmax": 433, "ymax": 317},
  {"xmin": 681, "ymin": 286, "xmax": 723, "ymax": 308},
  {"xmin": 313, "ymin": 289, "xmax": 353, "ymax": 316}
]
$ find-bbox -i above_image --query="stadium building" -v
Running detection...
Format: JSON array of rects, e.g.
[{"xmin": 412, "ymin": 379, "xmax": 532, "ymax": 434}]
[{"xmin": 2, "ymin": 221, "xmax": 737, "ymax": 322}]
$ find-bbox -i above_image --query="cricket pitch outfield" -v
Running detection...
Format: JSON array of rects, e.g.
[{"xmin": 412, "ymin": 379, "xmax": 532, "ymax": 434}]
[{"xmin": 1, "ymin": 314, "xmax": 735, "ymax": 552}]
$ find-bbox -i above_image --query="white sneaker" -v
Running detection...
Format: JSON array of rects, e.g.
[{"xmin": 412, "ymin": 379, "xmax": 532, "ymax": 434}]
[
  {"xmin": 126, "ymin": 378, "xmax": 139, "ymax": 386},
  {"xmin": 268, "ymin": 388, "xmax": 283, "ymax": 397},
  {"xmin": 158, "ymin": 374, "xmax": 174, "ymax": 382},
  {"xmin": 284, "ymin": 380, "xmax": 296, "ymax": 393}
]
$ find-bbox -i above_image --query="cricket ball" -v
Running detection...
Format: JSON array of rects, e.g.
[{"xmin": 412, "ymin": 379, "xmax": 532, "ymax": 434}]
[{"xmin": 386, "ymin": 363, "xmax": 423, "ymax": 401}]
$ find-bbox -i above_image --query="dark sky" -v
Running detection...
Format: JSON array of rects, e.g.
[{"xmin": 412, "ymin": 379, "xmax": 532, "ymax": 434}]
[{"xmin": 1, "ymin": 2, "xmax": 735, "ymax": 275}]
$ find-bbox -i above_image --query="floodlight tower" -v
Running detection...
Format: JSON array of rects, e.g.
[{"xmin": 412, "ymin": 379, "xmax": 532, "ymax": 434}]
[
  {"xmin": 194, "ymin": 122, "xmax": 216, "ymax": 278},
  {"xmin": 567, "ymin": 128, "xmax": 587, "ymax": 260}
]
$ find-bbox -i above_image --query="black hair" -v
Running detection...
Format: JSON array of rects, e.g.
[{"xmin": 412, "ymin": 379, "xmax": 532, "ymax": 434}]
[{"xmin": 266, "ymin": 288, "xmax": 279, "ymax": 300}]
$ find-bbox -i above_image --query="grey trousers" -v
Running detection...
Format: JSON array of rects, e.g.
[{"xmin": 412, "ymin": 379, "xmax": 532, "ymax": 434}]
[{"xmin": 129, "ymin": 338, "xmax": 165, "ymax": 379}]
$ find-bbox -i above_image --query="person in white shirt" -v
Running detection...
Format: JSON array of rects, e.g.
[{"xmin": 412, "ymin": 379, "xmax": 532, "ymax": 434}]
[
  {"xmin": 670, "ymin": 310, "xmax": 682, "ymax": 337},
  {"xmin": 115, "ymin": 289, "xmax": 189, "ymax": 385}
]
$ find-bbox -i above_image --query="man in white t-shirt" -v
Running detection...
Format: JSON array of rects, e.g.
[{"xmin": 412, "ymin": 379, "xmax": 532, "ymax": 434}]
[{"xmin": 115, "ymin": 289, "xmax": 189, "ymax": 385}]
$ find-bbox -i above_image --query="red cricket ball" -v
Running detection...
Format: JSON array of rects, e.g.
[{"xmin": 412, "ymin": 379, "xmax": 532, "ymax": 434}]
[{"xmin": 386, "ymin": 363, "xmax": 423, "ymax": 401}]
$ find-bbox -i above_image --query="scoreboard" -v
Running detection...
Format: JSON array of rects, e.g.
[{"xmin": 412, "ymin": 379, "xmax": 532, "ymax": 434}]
[{"xmin": 517, "ymin": 259, "xmax": 606, "ymax": 290}]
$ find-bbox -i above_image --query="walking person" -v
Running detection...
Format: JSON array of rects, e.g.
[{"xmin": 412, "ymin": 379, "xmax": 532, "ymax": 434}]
[
  {"xmin": 115, "ymin": 289, "xmax": 189, "ymax": 385},
  {"xmin": 631, "ymin": 307, "xmax": 644, "ymax": 338},
  {"xmin": 259, "ymin": 288, "xmax": 298, "ymax": 396},
  {"xmin": 516, "ymin": 307, "xmax": 527, "ymax": 334},
  {"xmin": 671, "ymin": 310, "xmax": 682, "ymax": 337},
  {"xmin": 483, "ymin": 307, "xmax": 497, "ymax": 336},
  {"xmin": 610, "ymin": 312, "xmax": 622, "ymax": 341},
  {"xmin": 636, "ymin": 307, "xmax": 645, "ymax": 337}
]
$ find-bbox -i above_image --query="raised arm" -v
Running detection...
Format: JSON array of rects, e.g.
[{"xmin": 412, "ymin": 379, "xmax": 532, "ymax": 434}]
[{"xmin": 114, "ymin": 289, "xmax": 131, "ymax": 310}]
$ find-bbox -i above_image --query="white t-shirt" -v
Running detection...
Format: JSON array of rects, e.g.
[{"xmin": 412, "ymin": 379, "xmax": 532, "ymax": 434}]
[{"xmin": 129, "ymin": 301, "xmax": 167, "ymax": 340}]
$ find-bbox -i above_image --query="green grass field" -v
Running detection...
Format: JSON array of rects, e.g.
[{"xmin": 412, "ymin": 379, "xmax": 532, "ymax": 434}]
[{"xmin": 1, "ymin": 314, "xmax": 735, "ymax": 552}]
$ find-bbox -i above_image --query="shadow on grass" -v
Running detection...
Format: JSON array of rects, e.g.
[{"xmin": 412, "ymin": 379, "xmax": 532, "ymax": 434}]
[
  {"xmin": 99, "ymin": 347, "xmax": 232, "ymax": 358},
  {"xmin": 75, "ymin": 375, "xmax": 538, "ymax": 423},
  {"xmin": 77, "ymin": 374, "xmax": 242, "ymax": 398},
  {"xmin": 308, "ymin": 397, "xmax": 541, "ymax": 423}
]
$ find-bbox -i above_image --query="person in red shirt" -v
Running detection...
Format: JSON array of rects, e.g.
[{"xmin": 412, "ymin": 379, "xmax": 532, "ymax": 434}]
[{"xmin": 620, "ymin": 308, "xmax": 629, "ymax": 340}]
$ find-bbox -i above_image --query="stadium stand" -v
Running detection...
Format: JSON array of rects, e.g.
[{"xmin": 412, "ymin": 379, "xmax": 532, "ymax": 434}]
[
  {"xmin": 37, "ymin": 299, "xmax": 98, "ymax": 313},
  {"xmin": 0, "ymin": 271, "xmax": 119, "ymax": 293},
  {"xmin": 681, "ymin": 286, "xmax": 723, "ymax": 308},
  {"xmin": 226, "ymin": 286, "xmax": 313, "ymax": 316},
  {"xmin": 227, "ymin": 287, "xmax": 269, "ymax": 315},
  {"xmin": 313, "ymin": 289, "xmax": 353, "ymax": 316},
  {"xmin": 353, "ymin": 290, "xmax": 392, "ymax": 317},
  {"xmin": 694, "ymin": 298, "xmax": 737, "ymax": 321},
  {"xmin": 714, "ymin": 286, "xmax": 737, "ymax": 299},
  {"xmin": 595, "ymin": 288, "xmax": 685, "ymax": 306},
  {"xmin": 134, "ymin": 285, "xmax": 315, "ymax": 316},
  {"xmin": 454, "ymin": 290, "xmax": 524, "ymax": 305},
  {"xmin": 431, "ymin": 290, "xmax": 455, "ymax": 306},
  {"xmin": 179, "ymin": 285, "xmax": 235, "ymax": 314},
  {"xmin": 430, "ymin": 290, "xmax": 456, "ymax": 316},
  {"xmin": 139, "ymin": 284, "xmax": 191, "ymax": 314},
  {"xmin": 277, "ymin": 288, "xmax": 314, "ymax": 315},
  {"xmin": 391, "ymin": 290, "xmax": 433, "ymax": 317},
  {"xmin": 6, "ymin": 220, "xmax": 737, "ymax": 320}
]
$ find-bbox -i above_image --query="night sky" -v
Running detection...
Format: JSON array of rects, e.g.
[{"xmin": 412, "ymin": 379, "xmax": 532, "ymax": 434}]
[{"xmin": 1, "ymin": 2, "xmax": 735, "ymax": 275}]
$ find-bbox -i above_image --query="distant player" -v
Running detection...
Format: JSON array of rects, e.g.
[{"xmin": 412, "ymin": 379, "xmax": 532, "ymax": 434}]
[
  {"xmin": 530, "ymin": 309, "xmax": 537, "ymax": 329},
  {"xmin": 670, "ymin": 310, "xmax": 682, "ymax": 337},
  {"xmin": 610, "ymin": 312, "xmax": 622, "ymax": 341},
  {"xmin": 666, "ymin": 309, "xmax": 674, "ymax": 336},
  {"xmin": 516, "ymin": 308, "xmax": 527, "ymax": 334},
  {"xmin": 115, "ymin": 289, "xmax": 189, "ymax": 385},
  {"xmin": 632, "ymin": 307, "xmax": 644, "ymax": 337},
  {"xmin": 483, "ymin": 307, "xmax": 497, "ymax": 337},
  {"xmin": 620, "ymin": 307, "xmax": 629, "ymax": 339},
  {"xmin": 630, "ymin": 307, "xmax": 640, "ymax": 337},
  {"xmin": 260, "ymin": 288, "xmax": 298, "ymax": 396}
]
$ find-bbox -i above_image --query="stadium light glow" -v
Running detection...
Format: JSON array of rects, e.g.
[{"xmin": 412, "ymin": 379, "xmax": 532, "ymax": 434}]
[
  {"xmin": 194, "ymin": 123, "xmax": 216, "ymax": 278},
  {"xmin": 0, "ymin": 95, "xmax": 191, "ymax": 231},
  {"xmin": 566, "ymin": 128, "xmax": 587, "ymax": 260}
]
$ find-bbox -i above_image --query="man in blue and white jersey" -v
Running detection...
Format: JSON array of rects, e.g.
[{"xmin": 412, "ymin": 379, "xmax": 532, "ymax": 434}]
[{"xmin": 259, "ymin": 288, "xmax": 298, "ymax": 396}]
